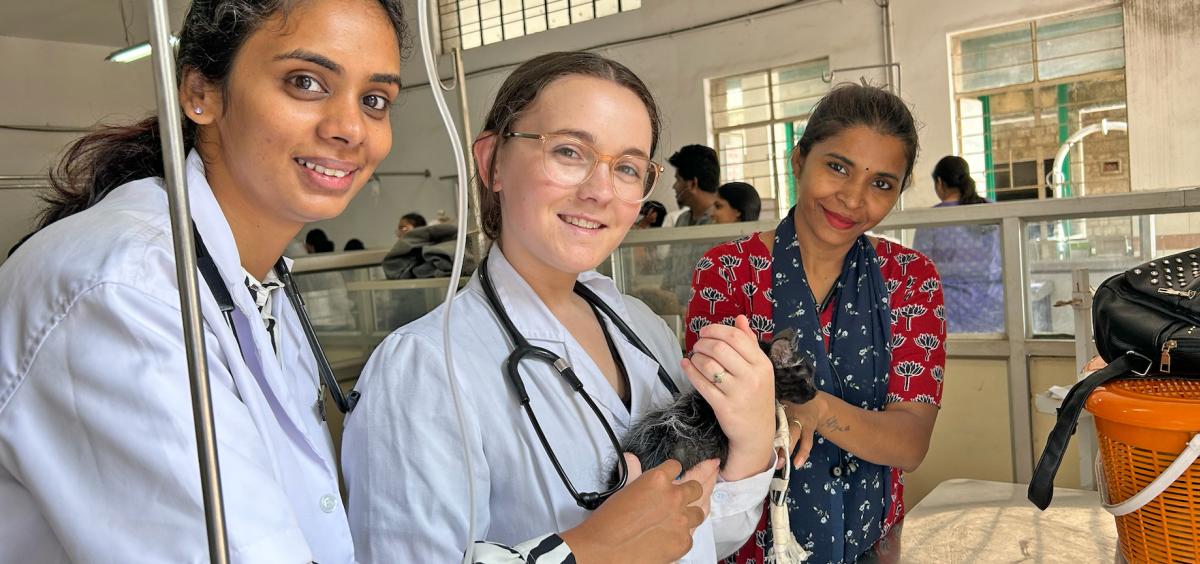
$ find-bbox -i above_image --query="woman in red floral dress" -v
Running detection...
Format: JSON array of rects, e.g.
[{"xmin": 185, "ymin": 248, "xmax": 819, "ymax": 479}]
[{"xmin": 685, "ymin": 84, "xmax": 945, "ymax": 564}]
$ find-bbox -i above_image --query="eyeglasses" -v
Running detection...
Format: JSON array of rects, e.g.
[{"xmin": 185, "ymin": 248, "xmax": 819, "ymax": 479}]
[{"xmin": 504, "ymin": 132, "xmax": 662, "ymax": 203}]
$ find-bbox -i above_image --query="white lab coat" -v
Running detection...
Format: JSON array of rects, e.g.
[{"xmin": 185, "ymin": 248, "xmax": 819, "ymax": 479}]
[
  {"xmin": 0, "ymin": 151, "xmax": 353, "ymax": 563},
  {"xmin": 342, "ymin": 246, "xmax": 772, "ymax": 563}
]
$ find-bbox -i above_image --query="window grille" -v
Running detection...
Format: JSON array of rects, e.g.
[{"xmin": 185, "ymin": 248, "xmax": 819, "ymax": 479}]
[
  {"xmin": 951, "ymin": 6, "xmax": 1127, "ymax": 202},
  {"xmin": 439, "ymin": 0, "xmax": 641, "ymax": 51},
  {"xmin": 707, "ymin": 58, "xmax": 830, "ymax": 218}
]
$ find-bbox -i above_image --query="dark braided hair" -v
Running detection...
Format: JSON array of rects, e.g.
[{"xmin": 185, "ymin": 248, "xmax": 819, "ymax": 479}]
[{"xmin": 932, "ymin": 155, "xmax": 988, "ymax": 205}]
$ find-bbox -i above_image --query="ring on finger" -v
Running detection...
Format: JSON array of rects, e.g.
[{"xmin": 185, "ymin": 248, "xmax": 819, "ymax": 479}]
[
  {"xmin": 711, "ymin": 370, "xmax": 726, "ymax": 384},
  {"xmin": 789, "ymin": 418, "xmax": 803, "ymax": 430}
]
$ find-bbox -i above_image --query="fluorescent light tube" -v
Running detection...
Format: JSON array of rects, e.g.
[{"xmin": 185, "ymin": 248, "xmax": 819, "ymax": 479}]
[{"xmin": 105, "ymin": 36, "xmax": 179, "ymax": 63}]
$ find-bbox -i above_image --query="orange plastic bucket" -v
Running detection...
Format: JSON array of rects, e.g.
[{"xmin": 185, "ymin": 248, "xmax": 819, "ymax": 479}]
[{"xmin": 1086, "ymin": 378, "xmax": 1200, "ymax": 563}]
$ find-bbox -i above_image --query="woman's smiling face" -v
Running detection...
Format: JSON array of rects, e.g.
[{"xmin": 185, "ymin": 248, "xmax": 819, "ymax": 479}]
[
  {"xmin": 791, "ymin": 125, "xmax": 907, "ymax": 250},
  {"xmin": 487, "ymin": 75, "xmax": 654, "ymax": 277},
  {"xmin": 191, "ymin": 0, "xmax": 402, "ymax": 232}
]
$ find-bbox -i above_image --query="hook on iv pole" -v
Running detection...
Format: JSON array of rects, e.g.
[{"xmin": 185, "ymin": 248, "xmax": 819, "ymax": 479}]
[{"xmin": 433, "ymin": 50, "xmax": 459, "ymax": 92}]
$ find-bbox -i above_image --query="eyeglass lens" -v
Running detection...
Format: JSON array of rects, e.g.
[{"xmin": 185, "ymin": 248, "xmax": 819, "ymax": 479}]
[{"xmin": 541, "ymin": 135, "xmax": 658, "ymax": 202}]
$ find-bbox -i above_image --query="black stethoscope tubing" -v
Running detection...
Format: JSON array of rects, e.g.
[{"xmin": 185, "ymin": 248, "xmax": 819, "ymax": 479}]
[
  {"xmin": 193, "ymin": 225, "xmax": 357, "ymax": 416},
  {"xmin": 477, "ymin": 254, "xmax": 678, "ymax": 510}
]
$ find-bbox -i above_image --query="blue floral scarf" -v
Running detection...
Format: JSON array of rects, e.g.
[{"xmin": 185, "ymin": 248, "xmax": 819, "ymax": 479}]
[{"xmin": 769, "ymin": 209, "xmax": 892, "ymax": 563}]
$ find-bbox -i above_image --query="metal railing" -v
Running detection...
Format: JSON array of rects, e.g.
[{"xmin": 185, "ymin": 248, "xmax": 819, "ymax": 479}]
[
  {"xmin": 605, "ymin": 185, "xmax": 1200, "ymax": 483},
  {"xmin": 290, "ymin": 185, "xmax": 1200, "ymax": 485}
]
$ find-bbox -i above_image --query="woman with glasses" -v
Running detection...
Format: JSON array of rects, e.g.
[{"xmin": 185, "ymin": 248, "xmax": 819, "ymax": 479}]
[
  {"xmin": 0, "ymin": 2, "xmax": 709, "ymax": 562},
  {"xmin": 342, "ymin": 51, "xmax": 778, "ymax": 563}
]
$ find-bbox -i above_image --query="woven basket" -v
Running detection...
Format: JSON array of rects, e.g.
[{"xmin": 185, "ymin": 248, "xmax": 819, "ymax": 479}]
[{"xmin": 1087, "ymin": 378, "xmax": 1200, "ymax": 563}]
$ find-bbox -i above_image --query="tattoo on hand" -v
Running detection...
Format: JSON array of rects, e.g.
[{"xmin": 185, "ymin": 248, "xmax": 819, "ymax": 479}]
[{"xmin": 823, "ymin": 415, "xmax": 850, "ymax": 433}]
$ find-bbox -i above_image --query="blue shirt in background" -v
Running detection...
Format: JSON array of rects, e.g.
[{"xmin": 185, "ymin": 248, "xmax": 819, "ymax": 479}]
[{"xmin": 912, "ymin": 200, "xmax": 1005, "ymax": 333}]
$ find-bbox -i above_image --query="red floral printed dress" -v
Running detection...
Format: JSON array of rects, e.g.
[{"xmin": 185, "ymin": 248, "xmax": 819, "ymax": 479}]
[{"xmin": 685, "ymin": 234, "xmax": 945, "ymax": 562}]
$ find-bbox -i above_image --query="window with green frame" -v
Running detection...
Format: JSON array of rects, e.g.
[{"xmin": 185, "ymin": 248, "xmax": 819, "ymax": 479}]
[
  {"xmin": 951, "ymin": 6, "xmax": 1129, "ymax": 203},
  {"xmin": 708, "ymin": 58, "xmax": 830, "ymax": 219}
]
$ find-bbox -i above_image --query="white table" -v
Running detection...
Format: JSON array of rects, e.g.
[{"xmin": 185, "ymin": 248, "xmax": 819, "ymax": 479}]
[{"xmin": 893, "ymin": 479, "xmax": 1119, "ymax": 563}]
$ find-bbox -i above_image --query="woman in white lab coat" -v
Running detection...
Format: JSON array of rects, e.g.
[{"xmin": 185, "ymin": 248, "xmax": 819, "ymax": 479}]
[
  {"xmin": 342, "ymin": 52, "xmax": 779, "ymax": 563},
  {"xmin": 0, "ymin": 2, "xmax": 705, "ymax": 563}
]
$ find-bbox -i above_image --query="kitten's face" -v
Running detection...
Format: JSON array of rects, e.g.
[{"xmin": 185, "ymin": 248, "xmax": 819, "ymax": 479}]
[{"xmin": 763, "ymin": 329, "xmax": 818, "ymax": 404}]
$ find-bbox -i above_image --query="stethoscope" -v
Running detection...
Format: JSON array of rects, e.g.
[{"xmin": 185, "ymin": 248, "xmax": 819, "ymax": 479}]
[
  {"xmin": 477, "ymin": 254, "xmax": 679, "ymax": 510},
  {"xmin": 192, "ymin": 225, "xmax": 358, "ymax": 417}
]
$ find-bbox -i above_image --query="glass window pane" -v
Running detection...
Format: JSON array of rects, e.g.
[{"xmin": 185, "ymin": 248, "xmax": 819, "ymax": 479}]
[
  {"xmin": 1037, "ymin": 7, "xmax": 1124, "ymax": 80},
  {"xmin": 441, "ymin": 0, "xmax": 641, "ymax": 50},
  {"xmin": 547, "ymin": 0, "xmax": 571, "ymax": 28},
  {"xmin": 523, "ymin": 0, "xmax": 547, "ymax": 33},
  {"xmin": 872, "ymin": 224, "xmax": 1005, "ymax": 336},
  {"xmin": 612, "ymin": 234, "xmax": 741, "ymax": 341},
  {"xmin": 594, "ymin": 0, "xmax": 619, "ymax": 17},
  {"xmin": 1023, "ymin": 211, "xmax": 1200, "ymax": 338},
  {"xmin": 570, "ymin": 0, "xmax": 594, "ymax": 22},
  {"xmin": 955, "ymin": 26, "xmax": 1034, "ymax": 91}
]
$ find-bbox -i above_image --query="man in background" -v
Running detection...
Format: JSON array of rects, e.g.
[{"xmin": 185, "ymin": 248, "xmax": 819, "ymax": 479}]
[
  {"xmin": 669, "ymin": 145, "xmax": 720, "ymax": 227},
  {"xmin": 661, "ymin": 145, "xmax": 721, "ymax": 312},
  {"xmin": 396, "ymin": 212, "xmax": 427, "ymax": 238}
]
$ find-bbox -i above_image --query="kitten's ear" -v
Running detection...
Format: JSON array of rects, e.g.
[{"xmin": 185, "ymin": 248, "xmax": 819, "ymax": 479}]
[{"xmin": 768, "ymin": 328, "xmax": 801, "ymax": 366}]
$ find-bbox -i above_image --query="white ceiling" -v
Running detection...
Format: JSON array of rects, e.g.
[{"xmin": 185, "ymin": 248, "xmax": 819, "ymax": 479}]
[{"xmin": 0, "ymin": 0, "xmax": 190, "ymax": 48}]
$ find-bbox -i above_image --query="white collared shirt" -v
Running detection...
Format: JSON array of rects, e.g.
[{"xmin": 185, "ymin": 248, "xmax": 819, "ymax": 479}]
[
  {"xmin": 244, "ymin": 267, "xmax": 285, "ymax": 364},
  {"xmin": 0, "ymin": 151, "xmax": 352, "ymax": 563},
  {"xmin": 342, "ymin": 245, "xmax": 772, "ymax": 563}
]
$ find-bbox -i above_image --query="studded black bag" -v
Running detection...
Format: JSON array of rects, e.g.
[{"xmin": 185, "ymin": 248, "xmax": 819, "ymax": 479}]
[{"xmin": 1028, "ymin": 247, "xmax": 1200, "ymax": 509}]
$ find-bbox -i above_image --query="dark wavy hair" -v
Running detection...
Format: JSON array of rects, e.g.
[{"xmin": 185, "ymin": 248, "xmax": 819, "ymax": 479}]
[
  {"xmin": 793, "ymin": 83, "xmax": 919, "ymax": 191},
  {"xmin": 31, "ymin": 0, "xmax": 407, "ymax": 236},
  {"xmin": 475, "ymin": 51, "xmax": 662, "ymax": 241},
  {"xmin": 932, "ymin": 155, "xmax": 988, "ymax": 205},
  {"xmin": 668, "ymin": 145, "xmax": 720, "ymax": 193}
]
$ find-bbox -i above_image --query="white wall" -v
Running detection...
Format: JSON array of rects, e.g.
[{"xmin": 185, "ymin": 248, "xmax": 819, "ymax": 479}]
[
  {"xmin": 1125, "ymin": 0, "xmax": 1200, "ymax": 193},
  {"xmin": 312, "ymin": 0, "xmax": 1142, "ymax": 248},
  {"xmin": 5, "ymin": 0, "xmax": 1199, "ymax": 254},
  {"xmin": 0, "ymin": 35, "xmax": 156, "ymax": 261}
]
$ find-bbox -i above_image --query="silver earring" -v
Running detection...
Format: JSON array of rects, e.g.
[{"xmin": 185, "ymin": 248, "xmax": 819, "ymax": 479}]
[{"xmin": 193, "ymin": 107, "xmax": 203, "ymax": 115}]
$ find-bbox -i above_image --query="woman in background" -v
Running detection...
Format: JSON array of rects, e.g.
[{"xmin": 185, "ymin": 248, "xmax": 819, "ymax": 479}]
[
  {"xmin": 711, "ymin": 182, "xmax": 762, "ymax": 224},
  {"xmin": 912, "ymin": 155, "xmax": 1004, "ymax": 333}
]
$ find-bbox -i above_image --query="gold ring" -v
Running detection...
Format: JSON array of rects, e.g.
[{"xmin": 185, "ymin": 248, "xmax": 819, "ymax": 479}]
[
  {"xmin": 712, "ymin": 371, "xmax": 726, "ymax": 384},
  {"xmin": 789, "ymin": 418, "xmax": 803, "ymax": 430}
]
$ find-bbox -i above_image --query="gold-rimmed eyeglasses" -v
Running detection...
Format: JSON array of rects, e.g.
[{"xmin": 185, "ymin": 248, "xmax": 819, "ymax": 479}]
[{"xmin": 504, "ymin": 132, "xmax": 662, "ymax": 203}]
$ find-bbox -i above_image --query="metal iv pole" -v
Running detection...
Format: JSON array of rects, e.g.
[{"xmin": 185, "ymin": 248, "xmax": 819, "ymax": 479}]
[{"xmin": 145, "ymin": 0, "xmax": 231, "ymax": 562}]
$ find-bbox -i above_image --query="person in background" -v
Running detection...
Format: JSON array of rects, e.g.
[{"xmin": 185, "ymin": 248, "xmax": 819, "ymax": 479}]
[
  {"xmin": 912, "ymin": 155, "xmax": 1003, "ymax": 333},
  {"xmin": 306, "ymin": 228, "xmax": 334, "ymax": 253},
  {"xmin": 669, "ymin": 144, "xmax": 720, "ymax": 227},
  {"xmin": 344, "ymin": 238, "xmax": 365, "ymax": 251},
  {"xmin": 396, "ymin": 211, "xmax": 427, "ymax": 237},
  {"xmin": 632, "ymin": 200, "xmax": 669, "ymax": 277},
  {"xmin": 687, "ymin": 84, "xmax": 945, "ymax": 563},
  {"xmin": 633, "ymin": 200, "xmax": 668, "ymax": 229},
  {"xmin": 662, "ymin": 145, "xmax": 721, "ymax": 310},
  {"xmin": 711, "ymin": 182, "xmax": 762, "ymax": 224}
]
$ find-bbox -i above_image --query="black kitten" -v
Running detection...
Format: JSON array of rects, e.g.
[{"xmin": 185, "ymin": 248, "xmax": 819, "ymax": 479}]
[{"xmin": 608, "ymin": 328, "xmax": 817, "ymax": 486}]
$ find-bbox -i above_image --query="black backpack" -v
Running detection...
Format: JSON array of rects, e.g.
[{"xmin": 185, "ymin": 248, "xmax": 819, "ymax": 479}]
[{"xmin": 1028, "ymin": 247, "xmax": 1200, "ymax": 509}]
